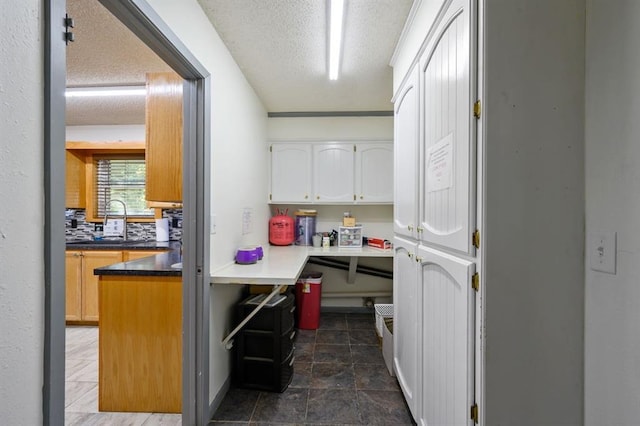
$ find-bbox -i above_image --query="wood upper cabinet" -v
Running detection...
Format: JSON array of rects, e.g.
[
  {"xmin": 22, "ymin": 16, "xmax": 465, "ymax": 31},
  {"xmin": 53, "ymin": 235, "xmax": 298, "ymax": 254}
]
[
  {"xmin": 66, "ymin": 150, "xmax": 86, "ymax": 208},
  {"xmin": 145, "ymin": 72, "xmax": 183, "ymax": 203}
]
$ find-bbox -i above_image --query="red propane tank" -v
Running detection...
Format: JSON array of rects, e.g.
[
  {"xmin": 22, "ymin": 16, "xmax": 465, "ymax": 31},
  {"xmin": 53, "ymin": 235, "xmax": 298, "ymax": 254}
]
[{"xmin": 269, "ymin": 208, "xmax": 295, "ymax": 246}]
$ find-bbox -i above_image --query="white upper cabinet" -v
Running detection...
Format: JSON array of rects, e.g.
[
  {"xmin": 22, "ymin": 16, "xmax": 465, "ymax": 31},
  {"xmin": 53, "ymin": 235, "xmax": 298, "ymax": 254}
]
[
  {"xmin": 270, "ymin": 141, "xmax": 393, "ymax": 205},
  {"xmin": 269, "ymin": 143, "xmax": 312, "ymax": 203},
  {"xmin": 313, "ymin": 143, "xmax": 354, "ymax": 203},
  {"xmin": 418, "ymin": 3, "xmax": 475, "ymax": 254},
  {"xmin": 394, "ymin": 66, "xmax": 420, "ymax": 238},
  {"xmin": 355, "ymin": 143, "xmax": 394, "ymax": 203}
]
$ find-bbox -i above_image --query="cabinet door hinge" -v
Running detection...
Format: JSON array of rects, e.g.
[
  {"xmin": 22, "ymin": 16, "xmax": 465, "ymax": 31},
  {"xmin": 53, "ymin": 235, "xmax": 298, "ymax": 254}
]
[
  {"xmin": 471, "ymin": 403, "xmax": 479, "ymax": 423},
  {"xmin": 473, "ymin": 100, "xmax": 481, "ymax": 119},
  {"xmin": 64, "ymin": 13, "xmax": 75, "ymax": 44},
  {"xmin": 472, "ymin": 272, "xmax": 480, "ymax": 292},
  {"xmin": 472, "ymin": 229, "xmax": 480, "ymax": 249}
]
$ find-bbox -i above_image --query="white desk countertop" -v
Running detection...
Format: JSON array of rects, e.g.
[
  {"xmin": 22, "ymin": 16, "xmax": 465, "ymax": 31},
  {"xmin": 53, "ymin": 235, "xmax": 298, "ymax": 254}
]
[{"xmin": 210, "ymin": 244, "xmax": 393, "ymax": 286}]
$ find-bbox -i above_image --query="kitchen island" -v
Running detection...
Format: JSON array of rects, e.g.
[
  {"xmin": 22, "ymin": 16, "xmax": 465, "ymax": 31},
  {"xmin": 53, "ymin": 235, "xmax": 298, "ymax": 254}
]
[{"xmin": 94, "ymin": 244, "xmax": 182, "ymax": 413}]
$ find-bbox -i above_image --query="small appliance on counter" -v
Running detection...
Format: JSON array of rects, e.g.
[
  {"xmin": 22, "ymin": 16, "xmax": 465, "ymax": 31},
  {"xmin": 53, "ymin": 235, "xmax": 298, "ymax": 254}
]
[
  {"xmin": 269, "ymin": 208, "xmax": 295, "ymax": 246},
  {"xmin": 235, "ymin": 246, "xmax": 263, "ymax": 264}
]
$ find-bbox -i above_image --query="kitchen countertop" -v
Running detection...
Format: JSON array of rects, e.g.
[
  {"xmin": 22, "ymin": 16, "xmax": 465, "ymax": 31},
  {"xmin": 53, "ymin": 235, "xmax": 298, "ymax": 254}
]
[
  {"xmin": 66, "ymin": 239, "xmax": 178, "ymax": 251},
  {"xmin": 91, "ymin": 241, "xmax": 182, "ymax": 277},
  {"xmin": 210, "ymin": 244, "xmax": 393, "ymax": 286}
]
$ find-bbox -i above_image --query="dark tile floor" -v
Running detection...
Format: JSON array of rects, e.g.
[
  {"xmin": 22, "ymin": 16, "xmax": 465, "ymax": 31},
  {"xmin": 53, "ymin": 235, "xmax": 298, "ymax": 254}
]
[{"xmin": 210, "ymin": 311, "xmax": 415, "ymax": 425}]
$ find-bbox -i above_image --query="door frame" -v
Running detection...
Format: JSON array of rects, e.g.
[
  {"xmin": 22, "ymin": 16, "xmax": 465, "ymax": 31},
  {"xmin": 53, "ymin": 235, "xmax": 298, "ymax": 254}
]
[{"xmin": 43, "ymin": 1, "xmax": 211, "ymax": 424}]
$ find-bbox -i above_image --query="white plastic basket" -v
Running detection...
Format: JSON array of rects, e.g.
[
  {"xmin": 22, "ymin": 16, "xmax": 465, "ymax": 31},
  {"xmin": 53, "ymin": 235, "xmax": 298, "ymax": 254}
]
[{"xmin": 374, "ymin": 304, "xmax": 393, "ymax": 337}]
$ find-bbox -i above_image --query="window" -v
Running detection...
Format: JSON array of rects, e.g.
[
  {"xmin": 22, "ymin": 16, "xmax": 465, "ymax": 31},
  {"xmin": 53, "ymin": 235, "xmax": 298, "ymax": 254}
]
[{"xmin": 93, "ymin": 154, "xmax": 154, "ymax": 219}]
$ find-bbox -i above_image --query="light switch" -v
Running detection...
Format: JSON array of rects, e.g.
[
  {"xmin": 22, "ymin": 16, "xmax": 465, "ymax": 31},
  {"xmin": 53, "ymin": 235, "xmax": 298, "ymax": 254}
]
[
  {"xmin": 242, "ymin": 208, "xmax": 253, "ymax": 235},
  {"xmin": 589, "ymin": 231, "xmax": 616, "ymax": 274}
]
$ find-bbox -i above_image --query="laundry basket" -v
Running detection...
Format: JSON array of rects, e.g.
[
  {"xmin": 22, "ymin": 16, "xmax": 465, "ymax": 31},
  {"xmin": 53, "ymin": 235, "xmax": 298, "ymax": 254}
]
[{"xmin": 374, "ymin": 304, "xmax": 393, "ymax": 338}]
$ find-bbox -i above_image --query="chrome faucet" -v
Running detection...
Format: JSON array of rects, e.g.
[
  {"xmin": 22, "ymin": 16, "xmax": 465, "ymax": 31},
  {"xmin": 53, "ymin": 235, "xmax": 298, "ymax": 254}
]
[{"xmin": 104, "ymin": 199, "xmax": 128, "ymax": 241}]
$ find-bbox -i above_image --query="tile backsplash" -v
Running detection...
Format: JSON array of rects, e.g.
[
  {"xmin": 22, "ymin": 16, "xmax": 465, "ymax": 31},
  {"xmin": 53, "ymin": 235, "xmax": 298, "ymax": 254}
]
[{"xmin": 65, "ymin": 209, "xmax": 183, "ymax": 242}]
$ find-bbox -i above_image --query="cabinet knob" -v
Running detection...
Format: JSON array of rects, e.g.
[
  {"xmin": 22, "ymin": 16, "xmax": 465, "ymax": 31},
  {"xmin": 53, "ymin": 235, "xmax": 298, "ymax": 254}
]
[
  {"xmin": 304, "ymin": 194, "xmax": 308, "ymax": 199},
  {"xmin": 415, "ymin": 256, "xmax": 423, "ymax": 263},
  {"xmin": 316, "ymin": 196, "xmax": 320, "ymax": 200},
  {"xmin": 360, "ymin": 195, "xmax": 364, "ymax": 200},
  {"xmin": 408, "ymin": 225, "xmax": 413, "ymax": 231},
  {"xmin": 417, "ymin": 227, "xmax": 424, "ymax": 233},
  {"xmin": 408, "ymin": 252, "xmax": 414, "ymax": 259}
]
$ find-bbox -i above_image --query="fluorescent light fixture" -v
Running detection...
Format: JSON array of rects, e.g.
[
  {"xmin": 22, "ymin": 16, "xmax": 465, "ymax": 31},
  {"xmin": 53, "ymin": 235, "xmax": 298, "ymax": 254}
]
[
  {"xmin": 329, "ymin": 0, "xmax": 345, "ymax": 80},
  {"xmin": 65, "ymin": 86, "xmax": 146, "ymax": 98}
]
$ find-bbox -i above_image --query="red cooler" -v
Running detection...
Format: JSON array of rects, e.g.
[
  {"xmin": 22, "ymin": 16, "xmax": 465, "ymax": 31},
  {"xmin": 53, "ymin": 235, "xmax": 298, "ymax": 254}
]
[{"xmin": 295, "ymin": 272, "xmax": 322, "ymax": 329}]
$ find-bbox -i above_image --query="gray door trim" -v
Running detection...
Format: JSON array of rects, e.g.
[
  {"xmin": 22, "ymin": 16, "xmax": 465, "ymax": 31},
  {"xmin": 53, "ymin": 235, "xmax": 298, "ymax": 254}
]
[
  {"xmin": 43, "ymin": 0, "xmax": 68, "ymax": 424},
  {"xmin": 44, "ymin": 0, "xmax": 211, "ymax": 424}
]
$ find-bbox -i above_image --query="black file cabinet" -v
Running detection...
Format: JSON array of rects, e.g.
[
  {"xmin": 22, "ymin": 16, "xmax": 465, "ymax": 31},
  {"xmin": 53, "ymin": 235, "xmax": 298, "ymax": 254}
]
[{"xmin": 234, "ymin": 292, "xmax": 296, "ymax": 392}]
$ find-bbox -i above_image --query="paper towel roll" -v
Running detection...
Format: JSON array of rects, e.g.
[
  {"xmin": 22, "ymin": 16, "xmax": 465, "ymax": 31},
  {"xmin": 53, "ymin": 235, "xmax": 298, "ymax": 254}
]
[{"xmin": 155, "ymin": 218, "xmax": 169, "ymax": 242}]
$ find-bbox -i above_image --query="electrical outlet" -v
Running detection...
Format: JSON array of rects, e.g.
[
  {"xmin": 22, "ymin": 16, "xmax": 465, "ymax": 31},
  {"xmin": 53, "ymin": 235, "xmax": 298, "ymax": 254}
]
[
  {"xmin": 589, "ymin": 231, "xmax": 616, "ymax": 274},
  {"xmin": 71, "ymin": 219, "xmax": 78, "ymax": 229}
]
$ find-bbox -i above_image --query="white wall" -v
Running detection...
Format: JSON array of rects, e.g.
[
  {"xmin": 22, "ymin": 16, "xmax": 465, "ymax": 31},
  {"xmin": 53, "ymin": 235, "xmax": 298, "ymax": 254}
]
[
  {"xmin": 0, "ymin": 0, "xmax": 44, "ymax": 423},
  {"xmin": 146, "ymin": 0, "xmax": 269, "ymax": 406},
  {"xmin": 585, "ymin": 1, "xmax": 640, "ymax": 424},
  {"xmin": 66, "ymin": 124, "xmax": 145, "ymax": 141}
]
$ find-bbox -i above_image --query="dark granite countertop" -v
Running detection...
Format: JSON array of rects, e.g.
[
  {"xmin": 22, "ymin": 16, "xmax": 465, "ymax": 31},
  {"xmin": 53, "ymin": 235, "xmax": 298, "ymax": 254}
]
[
  {"xmin": 65, "ymin": 239, "xmax": 179, "ymax": 251},
  {"xmin": 94, "ymin": 248, "xmax": 182, "ymax": 277}
]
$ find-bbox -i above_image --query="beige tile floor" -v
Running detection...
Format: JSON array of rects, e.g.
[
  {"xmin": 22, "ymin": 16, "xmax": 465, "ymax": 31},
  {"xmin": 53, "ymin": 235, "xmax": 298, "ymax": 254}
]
[{"xmin": 65, "ymin": 326, "xmax": 182, "ymax": 426}]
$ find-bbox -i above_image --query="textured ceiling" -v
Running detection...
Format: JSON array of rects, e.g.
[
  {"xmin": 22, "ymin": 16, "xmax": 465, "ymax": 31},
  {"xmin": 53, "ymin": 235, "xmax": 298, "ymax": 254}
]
[
  {"xmin": 65, "ymin": 0, "xmax": 412, "ymax": 125},
  {"xmin": 198, "ymin": 0, "xmax": 412, "ymax": 112}
]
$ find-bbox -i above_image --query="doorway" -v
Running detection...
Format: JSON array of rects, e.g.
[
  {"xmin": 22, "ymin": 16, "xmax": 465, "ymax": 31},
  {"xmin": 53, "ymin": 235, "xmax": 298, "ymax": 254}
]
[{"xmin": 44, "ymin": 0, "xmax": 211, "ymax": 424}]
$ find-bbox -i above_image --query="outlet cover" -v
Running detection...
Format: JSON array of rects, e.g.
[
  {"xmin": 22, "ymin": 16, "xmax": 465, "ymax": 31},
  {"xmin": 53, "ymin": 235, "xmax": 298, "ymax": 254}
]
[{"xmin": 589, "ymin": 231, "xmax": 616, "ymax": 274}]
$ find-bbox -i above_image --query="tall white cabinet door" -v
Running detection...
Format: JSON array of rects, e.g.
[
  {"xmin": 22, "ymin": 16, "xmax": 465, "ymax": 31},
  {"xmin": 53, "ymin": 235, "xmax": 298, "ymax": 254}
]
[
  {"xmin": 393, "ymin": 237, "xmax": 420, "ymax": 420},
  {"xmin": 394, "ymin": 66, "xmax": 420, "ymax": 239},
  {"xmin": 418, "ymin": 0, "xmax": 476, "ymax": 254},
  {"xmin": 355, "ymin": 142, "xmax": 393, "ymax": 203},
  {"xmin": 269, "ymin": 143, "xmax": 312, "ymax": 203},
  {"xmin": 313, "ymin": 143, "xmax": 354, "ymax": 203},
  {"xmin": 417, "ymin": 245, "xmax": 475, "ymax": 426}
]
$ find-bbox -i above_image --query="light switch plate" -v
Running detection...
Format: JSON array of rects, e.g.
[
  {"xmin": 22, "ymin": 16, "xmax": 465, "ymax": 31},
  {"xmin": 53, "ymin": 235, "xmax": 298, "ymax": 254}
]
[{"xmin": 589, "ymin": 231, "xmax": 616, "ymax": 274}]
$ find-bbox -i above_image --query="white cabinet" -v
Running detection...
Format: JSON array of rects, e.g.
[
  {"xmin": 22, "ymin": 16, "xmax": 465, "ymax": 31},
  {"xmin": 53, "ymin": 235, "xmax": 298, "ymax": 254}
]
[
  {"xmin": 269, "ymin": 141, "xmax": 393, "ymax": 205},
  {"xmin": 355, "ymin": 143, "xmax": 394, "ymax": 203},
  {"xmin": 312, "ymin": 143, "xmax": 354, "ymax": 203},
  {"xmin": 269, "ymin": 143, "xmax": 312, "ymax": 203},
  {"xmin": 393, "ymin": 237, "xmax": 420, "ymax": 419},
  {"xmin": 416, "ymin": 244, "xmax": 475, "ymax": 426},
  {"xmin": 394, "ymin": 66, "xmax": 420, "ymax": 239}
]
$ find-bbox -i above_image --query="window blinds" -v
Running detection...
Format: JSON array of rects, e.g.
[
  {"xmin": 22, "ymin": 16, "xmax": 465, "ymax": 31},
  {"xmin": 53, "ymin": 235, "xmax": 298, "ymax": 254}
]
[{"xmin": 94, "ymin": 156, "xmax": 153, "ymax": 217}]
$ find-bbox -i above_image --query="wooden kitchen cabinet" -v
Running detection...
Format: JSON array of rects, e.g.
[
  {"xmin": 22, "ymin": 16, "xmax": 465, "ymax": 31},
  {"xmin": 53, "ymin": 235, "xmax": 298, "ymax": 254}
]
[
  {"xmin": 65, "ymin": 150, "xmax": 86, "ymax": 208},
  {"xmin": 145, "ymin": 72, "xmax": 183, "ymax": 203},
  {"xmin": 269, "ymin": 143, "xmax": 312, "ymax": 203},
  {"xmin": 124, "ymin": 249, "xmax": 168, "ymax": 261},
  {"xmin": 65, "ymin": 251, "xmax": 83, "ymax": 321},
  {"xmin": 65, "ymin": 250, "xmax": 123, "ymax": 323}
]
